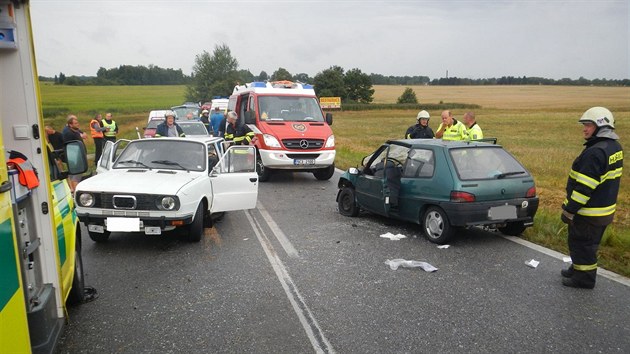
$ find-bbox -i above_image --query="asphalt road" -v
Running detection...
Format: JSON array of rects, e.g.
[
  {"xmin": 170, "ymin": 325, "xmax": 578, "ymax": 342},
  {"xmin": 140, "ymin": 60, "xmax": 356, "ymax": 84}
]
[{"xmin": 57, "ymin": 170, "xmax": 630, "ymax": 353}]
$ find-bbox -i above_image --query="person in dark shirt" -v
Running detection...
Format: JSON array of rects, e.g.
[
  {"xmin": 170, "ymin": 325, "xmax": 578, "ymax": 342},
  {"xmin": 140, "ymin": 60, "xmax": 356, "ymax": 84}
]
[
  {"xmin": 45, "ymin": 125, "xmax": 64, "ymax": 150},
  {"xmin": 61, "ymin": 115, "xmax": 87, "ymax": 192}
]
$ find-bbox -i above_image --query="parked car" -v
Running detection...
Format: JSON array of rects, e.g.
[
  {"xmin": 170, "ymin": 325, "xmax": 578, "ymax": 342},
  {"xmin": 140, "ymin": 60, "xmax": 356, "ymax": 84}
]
[
  {"xmin": 336, "ymin": 139, "xmax": 539, "ymax": 244},
  {"xmin": 178, "ymin": 120, "xmax": 210, "ymax": 137},
  {"xmin": 148, "ymin": 110, "xmax": 169, "ymax": 123},
  {"xmin": 171, "ymin": 102, "xmax": 200, "ymax": 120},
  {"xmin": 75, "ymin": 136, "xmax": 258, "ymax": 243},
  {"xmin": 143, "ymin": 117, "xmax": 165, "ymax": 138}
]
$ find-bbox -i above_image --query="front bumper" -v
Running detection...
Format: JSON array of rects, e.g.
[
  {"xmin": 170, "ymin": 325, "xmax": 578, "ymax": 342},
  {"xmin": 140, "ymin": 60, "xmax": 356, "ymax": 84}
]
[
  {"xmin": 258, "ymin": 149, "xmax": 335, "ymax": 170},
  {"xmin": 77, "ymin": 211, "xmax": 194, "ymax": 234},
  {"xmin": 439, "ymin": 197, "xmax": 539, "ymax": 227}
]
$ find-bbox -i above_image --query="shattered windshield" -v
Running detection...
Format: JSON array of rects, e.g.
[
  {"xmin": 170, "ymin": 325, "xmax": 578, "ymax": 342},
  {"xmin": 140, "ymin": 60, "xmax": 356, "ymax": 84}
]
[
  {"xmin": 258, "ymin": 96, "xmax": 325, "ymax": 122},
  {"xmin": 113, "ymin": 140, "xmax": 206, "ymax": 172}
]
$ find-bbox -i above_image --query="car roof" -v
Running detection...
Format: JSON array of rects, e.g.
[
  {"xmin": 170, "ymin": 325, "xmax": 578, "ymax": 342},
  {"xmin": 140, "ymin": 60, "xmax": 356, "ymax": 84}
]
[{"xmin": 387, "ymin": 139, "xmax": 501, "ymax": 149}]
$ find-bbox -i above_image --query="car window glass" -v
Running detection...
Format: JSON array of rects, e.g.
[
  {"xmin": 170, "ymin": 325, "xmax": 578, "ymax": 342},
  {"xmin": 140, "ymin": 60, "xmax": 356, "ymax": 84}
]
[
  {"xmin": 207, "ymin": 143, "xmax": 219, "ymax": 170},
  {"xmin": 403, "ymin": 149, "xmax": 434, "ymax": 178},
  {"xmin": 100, "ymin": 142, "xmax": 112, "ymax": 169},
  {"xmin": 114, "ymin": 140, "xmax": 205, "ymax": 171},
  {"xmin": 450, "ymin": 147, "xmax": 528, "ymax": 180},
  {"xmin": 365, "ymin": 147, "xmax": 389, "ymax": 175},
  {"xmin": 181, "ymin": 122, "xmax": 208, "ymax": 135},
  {"xmin": 257, "ymin": 96, "xmax": 324, "ymax": 122}
]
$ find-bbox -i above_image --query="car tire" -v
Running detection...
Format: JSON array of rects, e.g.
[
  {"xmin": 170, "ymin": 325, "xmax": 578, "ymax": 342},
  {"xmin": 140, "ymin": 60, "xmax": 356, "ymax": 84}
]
[
  {"xmin": 498, "ymin": 221, "xmax": 526, "ymax": 236},
  {"xmin": 88, "ymin": 230, "xmax": 110, "ymax": 243},
  {"xmin": 338, "ymin": 187, "xmax": 359, "ymax": 217},
  {"xmin": 67, "ymin": 229, "xmax": 85, "ymax": 305},
  {"xmin": 313, "ymin": 164, "xmax": 335, "ymax": 181},
  {"xmin": 422, "ymin": 206, "xmax": 454, "ymax": 244},
  {"xmin": 187, "ymin": 203, "xmax": 204, "ymax": 242},
  {"xmin": 256, "ymin": 157, "xmax": 271, "ymax": 182}
]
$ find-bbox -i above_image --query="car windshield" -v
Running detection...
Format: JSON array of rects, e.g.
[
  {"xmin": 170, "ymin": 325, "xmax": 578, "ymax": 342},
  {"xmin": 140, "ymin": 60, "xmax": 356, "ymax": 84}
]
[
  {"xmin": 258, "ymin": 96, "xmax": 325, "ymax": 122},
  {"xmin": 172, "ymin": 107, "xmax": 199, "ymax": 120},
  {"xmin": 450, "ymin": 146, "xmax": 528, "ymax": 181},
  {"xmin": 147, "ymin": 119, "xmax": 163, "ymax": 129},
  {"xmin": 180, "ymin": 122, "xmax": 209, "ymax": 136},
  {"xmin": 113, "ymin": 140, "xmax": 206, "ymax": 171}
]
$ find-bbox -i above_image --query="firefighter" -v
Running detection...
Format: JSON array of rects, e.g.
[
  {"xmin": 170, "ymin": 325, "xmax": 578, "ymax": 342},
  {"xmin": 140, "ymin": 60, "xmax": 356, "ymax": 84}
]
[
  {"xmin": 561, "ymin": 106, "xmax": 623, "ymax": 289},
  {"xmin": 155, "ymin": 111, "xmax": 185, "ymax": 137},
  {"xmin": 224, "ymin": 111, "xmax": 256, "ymax": 145},
  {"xmin": 405, "ymin": 110, "xmax": 434, "ymax": 139}
]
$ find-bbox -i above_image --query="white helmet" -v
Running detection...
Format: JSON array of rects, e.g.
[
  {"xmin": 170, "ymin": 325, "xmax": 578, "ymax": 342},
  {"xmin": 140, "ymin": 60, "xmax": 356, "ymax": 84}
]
[
  {"xmin": 579, "ymin": 106, "xmax": 614, "ymax": 129},
  {"xmin": 416, "ymin": 110, "xmax": 430, "ymax": 121},
  {"xmin": 164, "ymin": 110, "xmax": 176, "ymax": 118}
]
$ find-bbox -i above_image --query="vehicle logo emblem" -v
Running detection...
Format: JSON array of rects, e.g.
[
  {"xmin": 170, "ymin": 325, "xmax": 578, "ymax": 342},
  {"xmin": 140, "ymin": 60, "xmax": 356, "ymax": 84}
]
[
  {"xmin": 292, "ymin": 123, "xmax": 307, "ymax": 132},
  {"xmin": 299, "ymin": 140, "xmax": 309, "ymax": 149}
]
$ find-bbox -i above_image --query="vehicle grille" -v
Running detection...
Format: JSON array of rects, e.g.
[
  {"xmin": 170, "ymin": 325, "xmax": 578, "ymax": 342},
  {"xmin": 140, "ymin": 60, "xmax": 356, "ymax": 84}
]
[
  {"xmin": 94, "ymin": 193, "xmax": 157, "ymax": 210},
  {"xmin": 282, "ymin": 139, "xmax": 324, "ymax": 150},
  {"xmin": 286, "ymin": 153, "xmax": 320, "ymax": 159}
]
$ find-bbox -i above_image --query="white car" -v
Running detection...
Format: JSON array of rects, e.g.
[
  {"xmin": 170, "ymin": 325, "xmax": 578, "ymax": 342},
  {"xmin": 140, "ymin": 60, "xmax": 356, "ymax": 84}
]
[{"xmin": 76, "ymin": 136, "xmax": 258, "ymax": 242}]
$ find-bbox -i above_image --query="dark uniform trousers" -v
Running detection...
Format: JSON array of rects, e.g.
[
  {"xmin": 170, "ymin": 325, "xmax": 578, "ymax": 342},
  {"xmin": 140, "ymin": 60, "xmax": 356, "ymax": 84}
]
[{"xmin": 567, "ymin": 216, "xmax": 607, "ymax": 286}]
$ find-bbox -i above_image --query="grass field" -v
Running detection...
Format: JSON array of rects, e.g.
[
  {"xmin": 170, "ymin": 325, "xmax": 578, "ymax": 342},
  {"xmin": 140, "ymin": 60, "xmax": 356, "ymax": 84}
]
[{"xmin": 41, "ymin": 84, "xmax": 630, "ymax": 276}]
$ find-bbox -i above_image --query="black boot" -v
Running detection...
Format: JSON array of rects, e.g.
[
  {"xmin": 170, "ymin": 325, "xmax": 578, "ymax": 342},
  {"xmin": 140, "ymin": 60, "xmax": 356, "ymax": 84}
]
[
  {"xmin": 560, "ymin": 265, "xmax": 574, "ymax": 278},
  {"xmin": 562, "ymin": 269, "xmax": 596, "ymax": 289}
]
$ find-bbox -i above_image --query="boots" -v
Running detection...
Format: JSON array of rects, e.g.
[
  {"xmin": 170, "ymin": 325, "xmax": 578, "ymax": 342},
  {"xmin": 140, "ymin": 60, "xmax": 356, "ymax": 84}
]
[
  {"xmin": 560, "ymin": 265, "xmax": 574, "ymax": 278},
  {"xmin": 562, "ymin": 269, "xmax": 596, "ymax": 289}
]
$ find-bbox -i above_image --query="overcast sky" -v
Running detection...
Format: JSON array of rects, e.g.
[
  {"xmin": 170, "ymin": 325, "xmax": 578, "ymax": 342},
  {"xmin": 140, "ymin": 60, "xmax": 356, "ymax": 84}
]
[{"xmin": 30, "ymin": 0, "xmax": 629, "ymax": 80}]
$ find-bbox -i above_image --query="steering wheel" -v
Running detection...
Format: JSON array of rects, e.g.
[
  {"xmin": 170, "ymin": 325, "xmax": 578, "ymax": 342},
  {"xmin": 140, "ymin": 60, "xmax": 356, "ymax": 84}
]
[{"xmin": 387, "ymin": 157, "xmax": 403, "ymax": 166}]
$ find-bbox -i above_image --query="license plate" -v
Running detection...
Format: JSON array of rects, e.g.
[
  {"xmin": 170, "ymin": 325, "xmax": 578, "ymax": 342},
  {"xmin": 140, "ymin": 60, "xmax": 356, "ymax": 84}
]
[
  {"xmin": 88, "ymin": 224, "xmax": 105, "ymax": 233},
  {"xmin": 106, "ymin": 217, "xmax": 140, "ymax": 232},
  {"xmin": 294, "ymin": 159, "xmax": 315, "ymax": 166},
  {"xmin": 488, "ymin": 205, "xmax": 517, "ymax": 220},
  {"xmin": 144, "ymin": 227, "xmax": 161, "ymax": 235}
]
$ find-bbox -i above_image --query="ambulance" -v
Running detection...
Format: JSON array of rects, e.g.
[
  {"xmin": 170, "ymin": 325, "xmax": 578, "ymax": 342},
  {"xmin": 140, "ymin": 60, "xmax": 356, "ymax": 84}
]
[
  {"xmin": 1, "ymin": 1, "xmax": 89, "ymax": 352},
  {"xmin": 229, "ymin": 81, "xmax": 336, "ymax": 181}
]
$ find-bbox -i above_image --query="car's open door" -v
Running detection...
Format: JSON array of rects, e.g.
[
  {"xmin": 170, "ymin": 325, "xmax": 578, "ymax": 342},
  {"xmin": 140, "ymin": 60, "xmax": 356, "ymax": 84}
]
[
  {"xmin": 95, "ymin": 139, "xmax": 130, "ymax": 174},
  {"xmin": 210, "ymin": 145, "xmax": 258, "ymax": 212}
]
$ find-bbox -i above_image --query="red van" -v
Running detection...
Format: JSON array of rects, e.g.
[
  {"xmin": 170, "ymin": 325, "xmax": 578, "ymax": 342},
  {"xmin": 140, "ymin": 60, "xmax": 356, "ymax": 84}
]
[{"xmin": 228, "ymin": 81, "xmax": 335, "ymax": 181}]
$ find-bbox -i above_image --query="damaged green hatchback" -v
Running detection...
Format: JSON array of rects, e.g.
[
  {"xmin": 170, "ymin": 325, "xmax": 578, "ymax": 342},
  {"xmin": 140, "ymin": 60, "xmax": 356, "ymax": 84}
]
[{"xmin": 336, "ymin": 139, "xmax": 539, "ymax": 244}]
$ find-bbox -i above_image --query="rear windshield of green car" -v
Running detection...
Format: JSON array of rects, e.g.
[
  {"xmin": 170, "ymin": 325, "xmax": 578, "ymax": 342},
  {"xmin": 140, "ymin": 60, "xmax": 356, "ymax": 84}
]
[{"xmin": 449, "ymin": 147, "xmax": 529, "ymax": 181}]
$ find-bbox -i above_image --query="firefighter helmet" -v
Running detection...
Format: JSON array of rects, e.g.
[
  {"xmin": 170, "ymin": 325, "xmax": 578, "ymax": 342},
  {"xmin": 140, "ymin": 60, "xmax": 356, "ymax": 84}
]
[
  {"xmin": 164, "ymin": 110, "xmax": 176, "ymax": 118},
  {"xmin": 416, "ymin": 110, "xmax": 430, "ymax": 121},
  {"xmin": 579, "ymin": 107, "xmax": 615, "ymax": 129}
]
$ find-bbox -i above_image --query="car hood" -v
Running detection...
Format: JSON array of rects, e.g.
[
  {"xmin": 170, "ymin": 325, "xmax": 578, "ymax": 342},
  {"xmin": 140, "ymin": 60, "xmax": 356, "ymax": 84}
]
[
  {"xmin": 255, "ymin": 121, "xmax": 332, "ymax": 140},
  {"xmin": 76, "ymin": 169, "xmax": 201, "ymax": 195}
]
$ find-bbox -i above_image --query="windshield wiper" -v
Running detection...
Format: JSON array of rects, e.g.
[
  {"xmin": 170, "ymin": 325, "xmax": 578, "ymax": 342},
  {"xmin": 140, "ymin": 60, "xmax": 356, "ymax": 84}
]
[
  {"xmin": 496, "ymin": 171, "xmax": 525, "ymax": 179},
  {"xmin": 117, "ymin": 159, "xmax": 151, "ymax": 169},
  {"xmin": 151, "ymin": 160, "xmax": 189, "ymax": 171}
]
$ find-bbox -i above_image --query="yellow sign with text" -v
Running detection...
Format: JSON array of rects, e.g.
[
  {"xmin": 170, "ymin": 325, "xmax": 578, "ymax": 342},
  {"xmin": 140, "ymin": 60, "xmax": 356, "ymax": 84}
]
[{"xmin": 319, "ymin": 97, "xmax": 341, "ymax": 109}]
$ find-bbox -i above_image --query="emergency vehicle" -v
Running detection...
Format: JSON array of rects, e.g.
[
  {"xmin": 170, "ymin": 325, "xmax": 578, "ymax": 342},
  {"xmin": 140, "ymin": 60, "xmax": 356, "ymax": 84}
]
[
  {"xmin": 1, "ymin": 1, "xmax": 89, "ymax": 352},
  {"xmin": 229, "ymin": 81, "xmax": 336, "ymax": 181}
]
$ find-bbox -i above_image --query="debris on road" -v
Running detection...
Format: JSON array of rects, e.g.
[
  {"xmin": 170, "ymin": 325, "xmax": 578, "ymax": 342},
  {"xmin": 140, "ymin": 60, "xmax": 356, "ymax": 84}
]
[
  {"xmin": 385, "ymin": 259, "xmax": 438, "ymax": 272},
  {"xmin": 525, "ymin": 259, "xmax": 540, "ymax": 268},
  {"xmin": 437, "ymin": 245, "xmax": 450, "ymax": 249},
  {"xmin": 380, "ymin": 232, "xmax": 407, "ymax": 240},
  {"xmin": 563, "ymin": 257, "xmax": 572, "ymax": 263}
]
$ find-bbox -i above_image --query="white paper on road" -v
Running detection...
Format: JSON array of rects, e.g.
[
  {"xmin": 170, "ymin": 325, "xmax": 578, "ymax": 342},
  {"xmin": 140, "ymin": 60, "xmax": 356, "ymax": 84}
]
[
  {"xmin": 385, "ymin": 259, "xmax": 438, "ymax": 272},
  {"xmin": 380, "ymin": 232, "xmax": 407, "ymax": 240},
  {"xmin": 437, "ymin": 245, "xmax": 450, "ymax": 249},
  {"xmin": 563, "ymin": 257, "xmax": 572, "ymax": 263},
  {"xmin": 525, "ymin": 259, "xmax": 540, "ymax": 268}
]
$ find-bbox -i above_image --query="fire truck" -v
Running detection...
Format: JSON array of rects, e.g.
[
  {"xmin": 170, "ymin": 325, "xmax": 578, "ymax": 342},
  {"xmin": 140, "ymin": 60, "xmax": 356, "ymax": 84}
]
[
  {"xmin": 229, "ymin": 81, "xmax": 336, "ymax": 181},
  {"xmin": 1, "ymin": 1, "xmax": 88, "ymax": 352}
]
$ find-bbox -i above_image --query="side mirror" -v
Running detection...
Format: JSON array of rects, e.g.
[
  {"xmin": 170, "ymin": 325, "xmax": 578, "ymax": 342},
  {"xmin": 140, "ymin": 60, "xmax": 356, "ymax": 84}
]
[
  {"xmin": 349, "ymin": 167, "xmax": 359, "ymax": 175},
  {"xmin": 65, "ymin": 141, "xmax": 88, "ymax": 175},
  {"xmin": 244, "ymin": 111, "xmax": 255, "ymax": 124},
  {"xmin": 210, "ymin": 167, "xmax": 219, "ymax": 177},
  {"xmin": 325, "ymin": 112, "xmax": 333, "ymax": 126}
]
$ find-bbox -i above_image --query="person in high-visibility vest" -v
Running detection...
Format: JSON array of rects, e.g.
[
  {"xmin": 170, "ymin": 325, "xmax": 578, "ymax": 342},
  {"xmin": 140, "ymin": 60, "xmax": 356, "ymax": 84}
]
[
  {"xmin": 89, "ymin": 113, "xmax": 108, "ymax": 166},
  {"xmin": 560, "ymin": 107, "xmax": 623, "ymax": 289},
  {"xmin": 102, "ymin": 112, "xmax": 118, "ymax": 142},
  {"xmin": 435, "ymin": 110, "xmax": 467, "ymax": 141},
  {"xmin": 462, "ymin": 112, "xmax": 484, "ymax": 141},
  {"xmin": 224, "ymin": 111, "xmax": 256, "ymax": 145}
]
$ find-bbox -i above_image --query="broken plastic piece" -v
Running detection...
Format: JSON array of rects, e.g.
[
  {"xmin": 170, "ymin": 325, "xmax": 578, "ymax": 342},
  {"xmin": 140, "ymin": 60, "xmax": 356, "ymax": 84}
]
[
  {"xmin": 563, "ymin": 257, "xmax": 572, "ymax": 263},
  {"xmin": 384, "ymin": 259, "xmax": 438, "ymax": 272},
  {"xmin": 437, "ymin": 245, "xmax": 450, "ymax": 249},
  {"xmin": 380, "ymin": 232, "xmax": 407, "ymax": 240},
  {"xmin": 82, "ymin": 286, "xmax": 99, "ymax": 303},
  {"xmin": 525, "ymin": 259, "xmax": 539, "ymax": 268}
]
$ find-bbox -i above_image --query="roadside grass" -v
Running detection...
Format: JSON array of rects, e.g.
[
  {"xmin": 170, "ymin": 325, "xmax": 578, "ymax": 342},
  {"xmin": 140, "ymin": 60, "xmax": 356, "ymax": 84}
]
[{"xmin": 41, "ymin": 84, "xmax": 630, "ymax": 277}]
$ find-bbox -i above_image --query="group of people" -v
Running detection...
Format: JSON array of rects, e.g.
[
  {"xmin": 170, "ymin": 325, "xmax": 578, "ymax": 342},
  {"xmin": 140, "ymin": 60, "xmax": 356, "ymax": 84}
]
[
  {"xmin": 199, "ymin": 106, "xmax": 226, "ymax": 136},
  {"xmin": 404, "ymin": 110, "xmax": 483, "ymax": 141}
]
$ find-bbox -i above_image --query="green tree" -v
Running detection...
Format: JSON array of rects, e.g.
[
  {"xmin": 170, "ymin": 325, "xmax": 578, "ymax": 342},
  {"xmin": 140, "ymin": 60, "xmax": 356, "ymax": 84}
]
[
  {"xmin": 293, "ymin": 72, "xmax": 311, "ymax": 83},
  {"xmin": 57, "ymin": 72, "xmax": 66, "ymax": 85},
  {"xmin": 397, "ymin": 87, "xmax": 418, "ymax": 104},
  {"xmin": 313, "ymin": 66, "xmax": 346, "ymax": 99},
  {"xmin": 238, "ymin": 69, "xmax": 255, "ymax": 83},
  {"xmin": 258, "ymin": 70, "xmax": 269, "ymax": 81},
  {"xmin": 186, "ymin": 43, "xmax": 240, "ymax": 102},
  {"xmin": 344, "ymin": 68, "xmax": 374, "ymax": 103},
  {"xmin": 271, "ymin": 67, "xmax": 293, "ymax": 81}
]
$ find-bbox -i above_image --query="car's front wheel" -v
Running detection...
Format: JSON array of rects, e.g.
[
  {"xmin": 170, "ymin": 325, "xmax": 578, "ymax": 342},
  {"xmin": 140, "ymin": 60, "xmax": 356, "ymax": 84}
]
[
  {"xmin": 256, "ymin": 158, "xmax": 271, "ymax": 182},
  {"xmin": 187, "ymin": 203, "xmax": 204, "ymax": 242},
  {"xmin": 313, "ymin": 164, "xmax": 335, "ymax": 181},
  {"xmin": 338, "ymin": 187, "xmax": 359, "ymax": 217},
  {"xmin": 498, "ymin": 221, "xmax": 526, "ymax": 236},
  {"xmin": 422, "ymin": 206, "xmax": 454, "ymax": 244},
  {"xmin": 88, "ymin": 230, "xmax": 110, "ymax": 243}
]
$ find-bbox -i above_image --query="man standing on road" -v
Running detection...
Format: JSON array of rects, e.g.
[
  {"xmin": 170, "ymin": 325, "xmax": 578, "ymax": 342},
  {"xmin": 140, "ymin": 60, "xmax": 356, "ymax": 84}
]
[
  {"xmin": 102, "ymin": 112, "xmax": 118, "ymax": 142},
  {"xmin": 435, "ymin": 110, "xmax": 466, "ymax": 141},
  {"xmin": 405, "ymin": 110, "xmax": 434, "ymax": 139},
  {"xmin": 224, "ymin": 111, "xmax": 256, "ymax": 145},
  {"xmin": 561, "ymin": 107, "xmax": 623, "ymax": 289},
  {"xmin": 462, "ymin": 112, "xmax": 483, "ymax": 141},
  {"xmin": 210, "ymin": 107, "xmax": 225, "ymax": 137},
  {"xmin": 90, "ymin": 113, "xmax": 108, "ymax": 166}
]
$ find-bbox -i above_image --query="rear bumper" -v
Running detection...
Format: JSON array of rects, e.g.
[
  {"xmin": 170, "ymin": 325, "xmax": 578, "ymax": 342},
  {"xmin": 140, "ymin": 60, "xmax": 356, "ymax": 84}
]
[
  {"xmin": 439, "ymin": 197, "xmax": 539, "ymax": 227},
  {"xmin": 259, "ymin": 149, "xmax": 335, "ymax": 170}
]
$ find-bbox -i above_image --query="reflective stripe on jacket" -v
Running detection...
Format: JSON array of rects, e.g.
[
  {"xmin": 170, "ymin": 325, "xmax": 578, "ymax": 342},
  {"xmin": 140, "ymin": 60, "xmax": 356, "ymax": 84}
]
[
  {"xmin": 437, "ymin": 120, "xmax": 467, "ymax": 141},
  {"xmin": 102, "ymin": 120, "xmax": 117, "ymax": 137},
  {"xmin": 466, "ymin": 123, "xmax": 484, "ymax": 140}
]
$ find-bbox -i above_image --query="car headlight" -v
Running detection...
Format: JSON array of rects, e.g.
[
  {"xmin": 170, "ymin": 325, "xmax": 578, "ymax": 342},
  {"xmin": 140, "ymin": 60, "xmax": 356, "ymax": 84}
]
[
  {"xmin": 263, "ymin": 134, "xmax": 281, "ymax": 148},
  {"xmin": 157, "ymin": 196, "xmax": 177, "ymax": 211},
  {"xmin": 78, "ymin": 193, "xmax": 94, "ymax": 207},
  {"xmin": 325, "ymin": 134, "xmax": 335, "ymax": 148}
]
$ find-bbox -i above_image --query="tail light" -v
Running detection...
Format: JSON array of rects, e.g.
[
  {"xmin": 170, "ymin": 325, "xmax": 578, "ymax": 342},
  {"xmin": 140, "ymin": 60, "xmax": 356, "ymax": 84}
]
[
  {"xmin": 526, "ymin": 187, "xmax": 536, "ymax": 198},
  {"xmin": 450, "ymin": 191, "xmax": 476, "ymax": 202}
]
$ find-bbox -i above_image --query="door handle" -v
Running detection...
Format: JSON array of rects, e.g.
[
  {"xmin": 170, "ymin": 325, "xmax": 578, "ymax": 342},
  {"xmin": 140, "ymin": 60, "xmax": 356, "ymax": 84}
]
[
  {"xmin": 249, "ymin": 178, "xmax": 257, "ymax": 183},
  {"xmin": 0, "ymin": 181, "xmax": 12, "ymax": 193}
]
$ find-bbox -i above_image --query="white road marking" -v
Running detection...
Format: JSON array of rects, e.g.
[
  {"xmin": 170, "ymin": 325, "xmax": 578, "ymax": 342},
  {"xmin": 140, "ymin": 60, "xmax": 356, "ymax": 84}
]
[
  {"xmin": 245, "ymin": 210, "xmax": 335, "ymax": 354},
  {"xmin": 502, "ymin": 235, "xmax": 630, "ymax": 287},
  {"xmin": 256, "ymin": 201, "xmax": 299, "ymax": 258}
]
